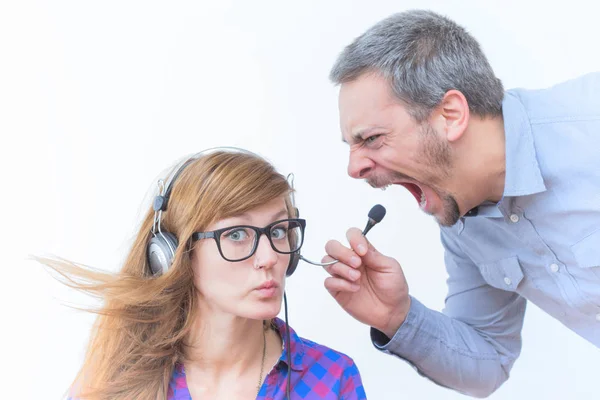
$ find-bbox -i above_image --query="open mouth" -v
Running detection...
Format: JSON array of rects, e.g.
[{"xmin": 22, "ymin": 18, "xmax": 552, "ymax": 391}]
[{"xmin": 398, "ymin": 183, "xmax": 427, "ymax": 209}]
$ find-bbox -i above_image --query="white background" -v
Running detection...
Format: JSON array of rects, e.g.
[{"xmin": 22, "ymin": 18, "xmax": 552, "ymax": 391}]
[{"xmin": 2, "ymin": 1, "xmax": 599, "ymax": 399}]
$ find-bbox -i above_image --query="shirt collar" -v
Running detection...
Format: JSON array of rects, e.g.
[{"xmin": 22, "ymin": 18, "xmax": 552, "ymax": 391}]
[
  {"xmin": 457, "ymin": 92, "xmax": 547, "ymax": 229},
  {"xmin": 501, "ymin": 91, "xmax": 547, "ymax": 198},
  {"xmin": 272, "ymin": 317, "xmax": 305, "ymax": 372}
]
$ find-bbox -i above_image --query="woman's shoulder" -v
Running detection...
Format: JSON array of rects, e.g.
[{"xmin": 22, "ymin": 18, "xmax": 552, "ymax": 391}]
[
  {"xmin": 298, "ymin": 335, "xmax": 358, "ymax": 368},
  {"xmin": 272, "ymin": 318, "xmax": 360, "ymax": 372},
  {"xmin": 271, "ymin": 318, "xmax": 367, "ymax": 398}
]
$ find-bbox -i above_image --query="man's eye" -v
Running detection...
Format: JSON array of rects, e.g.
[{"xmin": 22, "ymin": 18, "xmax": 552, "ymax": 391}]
[{"xmin": 364, "ymin": 135, "xmax": 382, "ymax": 145}]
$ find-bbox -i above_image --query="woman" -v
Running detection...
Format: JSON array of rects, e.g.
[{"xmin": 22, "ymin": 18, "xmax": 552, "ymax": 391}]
[{"xmin": 38, "ymin": 149, "xmax": 367, "ymax": 400}]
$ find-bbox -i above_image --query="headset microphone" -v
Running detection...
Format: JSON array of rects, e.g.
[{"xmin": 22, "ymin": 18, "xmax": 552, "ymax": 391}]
[
  {"xmin": 362, "ymin": 204, "xmax": 386, "ymax": 235},
  {"xmin": 299, "ymin": 204, "xmax": 387, "ymax": 266}
]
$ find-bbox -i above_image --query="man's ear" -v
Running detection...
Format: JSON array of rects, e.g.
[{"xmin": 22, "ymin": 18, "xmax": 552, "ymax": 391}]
[{"xmin": 436, "ymin": 89, "xmax": 470, "ymax": 143}]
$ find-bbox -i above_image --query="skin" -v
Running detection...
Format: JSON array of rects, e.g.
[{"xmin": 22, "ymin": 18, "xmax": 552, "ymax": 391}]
[
  {"xmin": 323, "ymin": 72, "xmax": 507, "ymax": 337},
  {"xmin": 183, "ymin": 197, "xmax": 292, "ymax": 398}
]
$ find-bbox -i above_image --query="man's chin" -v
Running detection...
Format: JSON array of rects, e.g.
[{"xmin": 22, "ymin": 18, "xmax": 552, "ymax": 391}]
[
  {"xmin": 437, "ymin": 215, "xmax": 461, "ymax": 227},
  {"xmin": 430, "ymin": 209, "xmax": 461, "ymax": 227},
  {"xmin": 432, "ymin": 196, "xmax": 461, "ymax": 227}
]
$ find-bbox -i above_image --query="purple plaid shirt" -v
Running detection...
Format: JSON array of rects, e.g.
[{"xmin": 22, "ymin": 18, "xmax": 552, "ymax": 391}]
[{"xmin": 168, "ymin": 318, "xmax": 367, "ymax": 399}]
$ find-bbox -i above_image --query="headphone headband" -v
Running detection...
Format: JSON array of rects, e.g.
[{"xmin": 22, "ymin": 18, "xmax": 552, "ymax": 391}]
[{"xmin": 153, "ymin": 147, "xmax": 262, "ymax": 213}]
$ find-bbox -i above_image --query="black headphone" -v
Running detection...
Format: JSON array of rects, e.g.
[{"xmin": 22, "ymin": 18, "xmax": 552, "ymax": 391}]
[{"xmin": 146, "ymin": 147, "xmax": 302, "ymax": 277}]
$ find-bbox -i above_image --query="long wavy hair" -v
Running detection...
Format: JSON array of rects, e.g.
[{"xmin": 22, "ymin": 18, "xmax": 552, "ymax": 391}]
[{"xmin": 36, "ymin": 150, "xmax": 294, "ymax": 400}]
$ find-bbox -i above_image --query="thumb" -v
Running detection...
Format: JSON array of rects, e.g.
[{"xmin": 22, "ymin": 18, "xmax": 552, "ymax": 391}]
[{"xmin": 360, "ymin": 240, "xmax": 393, "ymax": 271}]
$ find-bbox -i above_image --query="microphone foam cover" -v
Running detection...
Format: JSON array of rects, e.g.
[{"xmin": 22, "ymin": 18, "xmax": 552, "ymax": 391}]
[{"xmin": 368, "ymin": 204, "xmax": 386, "ymax": 223}]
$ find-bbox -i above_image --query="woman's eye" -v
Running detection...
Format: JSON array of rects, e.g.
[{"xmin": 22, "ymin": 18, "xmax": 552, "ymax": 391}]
[
  {"xmin": 225, "ymin": 229, "xmax": 249, "ymax": 241},
  {"xmin": 271, "ymin": 227, "xmax": 287, "ymax": 239}
]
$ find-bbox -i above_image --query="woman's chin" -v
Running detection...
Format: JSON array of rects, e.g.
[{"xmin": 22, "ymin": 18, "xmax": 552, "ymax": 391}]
[{"xmin": 248, "ymin": 303, "xmax": 282, "ymax": 321}]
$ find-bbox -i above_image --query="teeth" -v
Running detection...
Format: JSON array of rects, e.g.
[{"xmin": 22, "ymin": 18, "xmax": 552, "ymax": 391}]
[{"xmin": 420, "ymin": 191, "xmax": 427, "ymax": 207}]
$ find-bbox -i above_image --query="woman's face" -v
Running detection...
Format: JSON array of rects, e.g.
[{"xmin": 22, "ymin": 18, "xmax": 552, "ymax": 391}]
[{"xmin": 192, "ymin": 196, "xmax": 295, "ymax": 320}]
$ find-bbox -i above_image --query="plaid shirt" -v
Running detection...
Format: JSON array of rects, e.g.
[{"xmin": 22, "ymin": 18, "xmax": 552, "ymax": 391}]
[{"xmin": 168, "ymin": 318, "xmax": 367, "ymax": 399}]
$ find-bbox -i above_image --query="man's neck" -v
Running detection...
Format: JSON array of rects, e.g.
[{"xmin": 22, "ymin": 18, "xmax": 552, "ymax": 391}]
[{"xmin": 454, "ymin": 115, "xmax": 506, "ymax": 212}]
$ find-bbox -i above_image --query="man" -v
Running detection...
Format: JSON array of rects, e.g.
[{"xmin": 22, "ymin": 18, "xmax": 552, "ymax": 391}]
[{"xmin": 322, "ymin": 9, "xmax": 600, "ymax": 398}]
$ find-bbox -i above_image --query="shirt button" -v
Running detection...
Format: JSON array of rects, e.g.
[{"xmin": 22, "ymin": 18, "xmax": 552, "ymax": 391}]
[
  {"xmin": 509, "ymin": 214, "xmax": 520, "ymax": 223},
  {"xmin": 550, "ymin": 263, "xmax": 559, "ymax": 273},
  {"xmin": 504, "ymin": 277, "xmax": 512, "ymax": 286}
]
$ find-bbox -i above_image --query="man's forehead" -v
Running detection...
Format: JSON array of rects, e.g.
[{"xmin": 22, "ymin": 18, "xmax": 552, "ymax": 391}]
[
  {"xmin": 339, "ymin": 90, "xmax": 398, "ymax": 144},
  {"xmin": 339, "ymin": 75, "xmax": 396, "ymax": 119},
  {"xmin": 339, "ymin": 73, "xmax": 393, "ymax": 104}
]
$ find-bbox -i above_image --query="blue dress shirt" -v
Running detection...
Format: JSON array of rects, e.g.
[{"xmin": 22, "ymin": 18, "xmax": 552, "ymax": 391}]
[{"xmin": 372, "ymin": 72, "xmax": 600, "ymax": 397}]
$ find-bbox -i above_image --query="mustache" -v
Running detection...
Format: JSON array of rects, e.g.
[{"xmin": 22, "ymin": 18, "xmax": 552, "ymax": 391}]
[{"xmin": 366, "ymin": 171, "xmax": 413, "ymax": 188}]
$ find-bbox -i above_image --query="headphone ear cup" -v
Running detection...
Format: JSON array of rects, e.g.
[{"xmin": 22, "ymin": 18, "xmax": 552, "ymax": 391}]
[
  {"xmin": 286, "ymin": 251, "xmax": 300, "ymax": 277},
  {"xmin": 147, "ymin": 232, "xmax": 178, "ymax": 276}
]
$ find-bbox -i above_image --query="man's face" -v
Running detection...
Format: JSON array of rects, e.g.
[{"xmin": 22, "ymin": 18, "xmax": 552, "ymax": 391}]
[{"xmin": 338, "ymin": 73, "xmax": 461, "ymax": 227}]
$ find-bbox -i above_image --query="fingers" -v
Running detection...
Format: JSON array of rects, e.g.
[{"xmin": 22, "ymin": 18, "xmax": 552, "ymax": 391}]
[
  {"xmin": 360, "ymin": 241, "xmax": 395, "ymax": 271},
  {"xmin": 347, "ymin": 227, "xmax": 395, "ymax": 272},
  {"xmin": 324, "ymin": 276, "xmax": 360, "ymax": 294},
  {"xmin": 346, "ymin": 227, "xmax": 369, "ymax": 256},
  {"xmin": 324, "ymin": 227, "xmax": 398, "ymax": 275},
  {"xmin": 321, "ymin": 255, "xmax": 361, "ymax": 282},
  {"xmin": 324, "ymin": 238, "xmax": 362, "ymax": 269}
]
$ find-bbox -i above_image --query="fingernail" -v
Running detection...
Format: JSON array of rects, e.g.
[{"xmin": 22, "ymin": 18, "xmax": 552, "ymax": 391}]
[
  {"xmin": 349, "ymin": 269, "xmax": 360, "ymax": 280},
  {"xmin": 351, "ymin": 283, "xmax": 360, "ymax": 291},
  {"xmin": 357, "ymin": 244, "xmax": 366, "ymax": 255},
  {"xmin": 350, "ymin": 256, "xmax": 361, "ymax": 268}
]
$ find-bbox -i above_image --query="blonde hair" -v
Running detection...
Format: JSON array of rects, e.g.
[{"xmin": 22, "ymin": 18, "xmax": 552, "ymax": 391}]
[{"xmin": 37, "ymin": 150, "xmax": 294, "ymax": 400}]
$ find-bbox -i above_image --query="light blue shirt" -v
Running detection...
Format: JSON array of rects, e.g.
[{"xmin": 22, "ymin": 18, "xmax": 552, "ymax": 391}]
[{"xmin": 371, "ymin": 72, "xmax": 600, "ymax": 397}]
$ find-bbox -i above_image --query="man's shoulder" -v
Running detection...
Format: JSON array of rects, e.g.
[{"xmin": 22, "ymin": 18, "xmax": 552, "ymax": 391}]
[{"xmin": 506, "ymin": 72, "xmax": 600, "ymax": 122}]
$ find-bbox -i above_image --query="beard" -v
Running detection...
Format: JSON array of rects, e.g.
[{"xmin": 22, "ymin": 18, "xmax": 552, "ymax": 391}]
[
  {"xmin": 366, "ymin": 122, "xmax": 462, "ymax": 227},
  {"xmin": 437, "ymin": 194, "xmax": 461, "ymax": 227}
]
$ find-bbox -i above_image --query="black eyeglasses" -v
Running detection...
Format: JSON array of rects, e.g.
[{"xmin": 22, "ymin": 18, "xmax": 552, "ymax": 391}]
[{"xmin": 191, "ymin": 218, "xmax": 306, "ymax": 262}]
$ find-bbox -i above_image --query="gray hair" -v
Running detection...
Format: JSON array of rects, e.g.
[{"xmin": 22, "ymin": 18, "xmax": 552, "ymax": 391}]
[{"xmin": 329, "ymin": 10, "xmax": 504, "ymax": 122}]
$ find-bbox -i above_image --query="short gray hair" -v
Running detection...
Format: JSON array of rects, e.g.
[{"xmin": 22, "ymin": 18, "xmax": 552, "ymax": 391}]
[{"xmin": 329, "ymin": 10, "xmax": 504, "ymax": 122}]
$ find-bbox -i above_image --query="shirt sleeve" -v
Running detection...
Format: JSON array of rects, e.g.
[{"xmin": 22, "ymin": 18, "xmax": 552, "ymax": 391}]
[
  {"xmin": 339, "ymin": 358, "xmax": 367, "ymax": 400},
  {"xmin": 369, "ymin": 228, "xmax": 526, "ymax": 398}
]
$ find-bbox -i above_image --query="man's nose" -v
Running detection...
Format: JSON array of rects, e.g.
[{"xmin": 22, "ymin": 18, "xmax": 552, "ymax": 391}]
[{"xmin": 348, "ymin": 151, "xmax": 374, "ymax": 179}]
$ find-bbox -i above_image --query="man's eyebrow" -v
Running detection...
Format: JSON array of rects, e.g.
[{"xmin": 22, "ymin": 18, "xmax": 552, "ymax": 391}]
[{"xmin": 342, "ymin": 127, "xmax": 382, "ymax": 144}]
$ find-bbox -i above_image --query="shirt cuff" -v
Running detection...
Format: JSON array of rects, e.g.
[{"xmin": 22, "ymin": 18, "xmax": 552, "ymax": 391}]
[{"xmin": 370, "ymin": 296, "xmax": 433, "ymax": 364}]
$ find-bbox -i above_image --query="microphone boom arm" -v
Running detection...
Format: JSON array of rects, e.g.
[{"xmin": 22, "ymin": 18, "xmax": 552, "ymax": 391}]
[{"xmin": 299, "ymin": 204, "xmax": 386, "ymax": 268}]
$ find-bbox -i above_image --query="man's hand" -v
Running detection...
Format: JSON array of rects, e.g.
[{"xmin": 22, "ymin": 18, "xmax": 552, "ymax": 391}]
[{"xmin": 323, "ymin": 227, "xmax": 411, "ymax": 338}]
